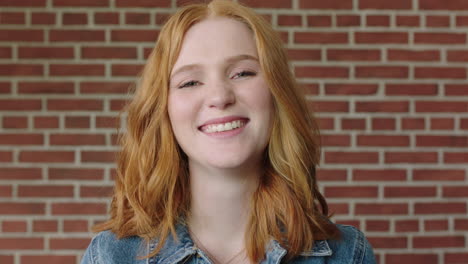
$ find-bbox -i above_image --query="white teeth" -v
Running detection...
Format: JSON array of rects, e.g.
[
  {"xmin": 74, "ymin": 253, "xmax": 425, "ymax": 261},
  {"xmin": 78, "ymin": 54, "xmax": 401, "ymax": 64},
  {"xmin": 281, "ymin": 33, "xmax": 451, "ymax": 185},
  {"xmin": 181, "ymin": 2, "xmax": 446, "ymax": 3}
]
[{"xmin": 203, "ymin": 120, "xmax": 244, "ymax": 133}]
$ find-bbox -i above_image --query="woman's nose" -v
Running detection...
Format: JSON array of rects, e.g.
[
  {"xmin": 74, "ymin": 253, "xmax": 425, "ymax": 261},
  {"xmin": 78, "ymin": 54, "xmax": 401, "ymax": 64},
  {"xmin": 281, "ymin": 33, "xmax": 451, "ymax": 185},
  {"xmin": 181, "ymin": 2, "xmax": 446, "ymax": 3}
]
[{"xmin": 206, "ymin": 80, "xmax": 236, "ymax": 110}]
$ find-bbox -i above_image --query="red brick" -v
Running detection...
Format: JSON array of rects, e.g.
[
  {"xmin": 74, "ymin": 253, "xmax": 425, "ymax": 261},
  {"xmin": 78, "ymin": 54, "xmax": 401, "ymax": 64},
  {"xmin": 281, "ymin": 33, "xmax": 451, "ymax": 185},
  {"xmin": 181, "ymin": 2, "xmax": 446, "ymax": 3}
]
[
  {"xmin": 388, "ymin": 49, "xmax": 440, "ymax": 61},
  {"xmin": 360, "ymin": 0, "xmax": 411, "ymax": 9},
  {"xmin": 65, "ymin": 116, "xmax": 90, "ymax": 129},
  {"xmin": 49, "ymin": 168, "xmax": 104, "ymax": 180},
  {"xmin": 461, "ymin": 118, "xmax": 468, "ymax": 129},
  {"xmin": 417, "ymin": 135, "xmax": 468, "ymax": 147},
  {"xmin": 385, "ymin": 152, "xmax": 438, "ymax": 163},
  {"xmin": 0, "ymin": 0, "xmax": 46, "ymax": 6},
  {"xmin": 316, "ymin": 169, "xmax": 347, "ymax": 181},
  {"xmin": 426, "ymin": 15, "xmax": 450, "ymax": 27},
  {"xmin": 384, "ymin": 186, "xmax": 436, "ymax": 198},
  {"xmin": 341, "ymin": 118, "xmax": 366, "ymax": 130},
  {"xmin": 31, "ymin": 12, "xmax": 56, "ymax": 25},
  {"xmin": 445, "ymin": 84, "xmax": 468, "ymax": 96},
  {"xmin": 81, "ymin": 151, "xmax": 116, "ymax": 163},
  {"xmin": 316, "ymin": 117, "xmax": 334, "ymax": 129},
  {"xmin": 431, "ymin": 116, "xmax": 455, "ymax": 128},
  {"xmin": 300, "ymin": 0, "xmax": 352, "ymax": 9},
  {"xmin": 327, "ymin": 49, "xmax": 380, "ymax": 61},
  {"xmin": 386, "ymin": 254, "xmax": 437, "ymax": 264},
  {"xmin": 0, "ymin": 255, "xmax": 13, "ymax": 264},
  {"xmin": 0, "ymin": 151, "xmax": 12, "ymax": 162},
  {"xmin": 395, "ymin": 220, "xmax": 419, "ymax": 232},
  {"xmin": 0, "ymin": 238, "xmax": 43, "ymax": 250},
  {"xmin": 295, "ymin": 66, "xmax": 349, "ymax": 78},
  {"xmin": 357, "ymin": 135, "xmax": 409, "ymax": 147},
  {"xmin": 62, "ymin": 13, "xmax": 88, "ymax": 25},
  {"xmin": 0, "ymin": 82, "xmax": 10, "ymax": 93},
  {"xmin": 18, "ymin": 82, "xmax": 74, "ymax": 94},
  {"xmin": 155, "ymin": 12, "xmax": 171, "ymax": 25},
  {"xmin": 416, "ymin": 101, "xmax": 468, "ymax": 113},
  {"xmin": 447, "ymin": 50, "xmax": 468, "ymax": 62},
  {"xmin": 52, "ymin": 203, "xmax": 107, "ymax": 215},
  {"xmin": 307, "ymin": 15, "xmax": 332, "ymax": 27},
  {"xmin": 0, "ymin": 185, "xmax": 12, "ymax": 197},
  {"xmin": 372, "ymin": 118, "xmax": 396, "ymax": 130},
  {"xmin": 0, "ymin": 12, "xmax": 25, "ymax": 24},
  {"xmin": 277, "ymin": 15, "xmax": 301, "ymax": 26},
  {"xmin": 110, "ymin": 99, "xmax": 128, "ymax": 111},
  {"xmin": 0, "ymin": 168, "xmax": 41, "ymax": 180},
  {"xmin": 82, "ymin": 47, "xmax": 137, "ymax": 59},
  {"xmin": 444, "ymin": 152, "xmax": 468, "ymax": 163},
  {"xmin": 328, "ymin": 203, "xmax": 349, "ymax": 215},
  {"xmin": 445, "ymin": 254, "xmax": 468, "ymax": 264},
  {"xmin": 3, "ymin": 116, "xmax": 28, "ymax": 129},
  {"xmin": 356, "ymin": 66, "xmax": 408, "ymax": 78},
  {"xmin": 0, "ymin": 202, "xmax": 45, "ymax": 215},
  {"xmin": 337, "ymin": 15, "xmax": 360, "ymax": 27},
  {"xmin": 53, "ymin": 0, "xmax": 108, "ymax": 7},
  {"xmin": 366, "ymin": 220, "xmax": 389, "ymax": 231},
  {"xmin": 324, "ymin": 186, "xmax": 378, "ymax": 198},
  {"xmin": 413, "ymin": 169, "xmax": 465, "ymax": 181},
  {"xmin": 287, "ymin": 49, "xmax": 321, "ymax": 61},
  {"xmin": 63, "ymin": 220, "xmax": 88, "ymax": 232},
  {"xmin": 366, "ymin": 15, "xmax": 390, "ymax": 27},
  {"xmin": 18, "ymin": 185, "xmax": 74, "ymax": 198},
  {"xmin": 455, "ymin": 219, "xmax": 468, "ymax": 230},
  {"xmin": 415, "ymin": 33, "xmax": 466, "ymax": 44},
  {"xmin": 80, "ymin": 186, "xmax": 113, "ymax": 198},
  {"xmin": 294, "ymin": 32, "xmax": 348, "ymax": 44},
  {"xmin": 33, "ymin": 220, "xmax": 58, "ymax": 232},
  {"xmin": 396, "ymin": 15, "xmax": 420, "ymax": 27},
  {"xmin": 50, "ymin": 64, "xmax": 105, "ymax": 76},
  {"xmin": 356, "ymin": 101, "xmax": 409, "ymax": 112},
  {"xmin": 0, "ymin": 134, "xmax": 43, "ymax": 145},
  {"xmin": 415, "ymin": 67, "xmax": 466, "ymax": 79},
  {"xmin": 425, "ymin": 219, "xmax": 449, "ymax": 231},
  {"xmin": 2, "ymin": 220, "xmax": 27, "ymax": 232},
  {"xmin": 236, "ymin": 0, "xmax": 291, "ymax": 8},
  {"xmin": 0, "ymin": 64, "xmax": 43, "ymax": 76},
  {"xmin": 96, "ymin": 116, "xmax": 120, "ymax": 128},
  {"xmin": 308, "ymin": 101, "xmax": 349, "ymax": 113},
  {"xmin": 353, "ymin": 169, "xmax": 407, "ymax": 181},
  {"xmin": 415, "ymin": 202, "xmax": 466, "ymax": 214},
  {"xmin": 368, "ymin": 237, "xmax": 407, "ymax": 249},
  {"xmin": 125, "ymin": 12, "xmax": 150, "ymax": 25},
  {"xmin": 356, "ymin": 203, "xmax": 408, "ymax": 215},
  {"xmin": 50, "ymin": 134, "xmax": 105, "ymax": 146},
  {"xmin": 111, "ymin": 29, "xmax": 159, "ymax": 42},
  {"xmin": 50, "ymin": 238, "xmax": 91, "ymax": 250},
  {"xmin": 34, "ymin": 116, "xmax": 59, "ymax": 129},
  {"xmin": 385, "ymin": 83, "xmax": 438, "ymax": 95},
  {"xmin": 21, "ymin": 255, "xmax": 76, "ymax": 264},
  {"xmin": 413, "ymin": 236, "xmax": 465, "ymax": 248},
  {"xmin": 0, "ymin": 47, "xmax": 11, "ymax": 58},
  {"xmin": 321, "ymin": 134, "xmax": 350, "ymax": 147},
  {"xmin": 0, "ymin": 30, "xmax": 43, "ymax": 42},
  {"xmin": 443, "ymin": 186, "xmax": 468, "ymax": 198},
  {"xmin": 325, "ymin": 152, "xmax": 378, "ymax": 164},
  {"xmin": 355, "ymin": 32, "xmax": 408, "ymax": 44},
  {"xmin": 48, "ymin": 99, "xmax": 103, "ymax": 111},
  {"xmin": 420, "ymin": 0, "xmax": 468, "ymax": 10},
  {"xmin": 94, "ymin": 12, "xmax": 119, "ymax": 24},
  {"xmin": 50, "ymin": 30, "xmax": 105, "ymax": 42},
  {"xmin": 456, "ymin": 16, "xmax": 468, "ymax": 26},
  {"xmin": 111, "ymin": 64, "xmax": 144, "ymax": 76},
  {"xmin": 19, "ymin": 151, "xmax": 74, "ymax": 163}
]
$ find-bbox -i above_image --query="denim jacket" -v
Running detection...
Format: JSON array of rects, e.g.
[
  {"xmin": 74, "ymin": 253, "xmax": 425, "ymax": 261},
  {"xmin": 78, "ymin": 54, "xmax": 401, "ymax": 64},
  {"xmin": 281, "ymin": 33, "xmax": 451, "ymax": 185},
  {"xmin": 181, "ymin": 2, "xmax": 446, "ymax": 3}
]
[{"xmin": 81, "ymin": 223, "xmax": 376, "ymax": 264}]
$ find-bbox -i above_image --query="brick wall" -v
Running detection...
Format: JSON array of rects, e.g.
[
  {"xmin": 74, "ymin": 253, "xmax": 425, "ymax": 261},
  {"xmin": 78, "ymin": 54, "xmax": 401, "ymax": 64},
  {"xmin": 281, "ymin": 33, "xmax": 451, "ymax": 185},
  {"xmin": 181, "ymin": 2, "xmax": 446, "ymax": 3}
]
[{"xmin": 0, "ymin": 0, "xmax": 467, "ymax": 263}]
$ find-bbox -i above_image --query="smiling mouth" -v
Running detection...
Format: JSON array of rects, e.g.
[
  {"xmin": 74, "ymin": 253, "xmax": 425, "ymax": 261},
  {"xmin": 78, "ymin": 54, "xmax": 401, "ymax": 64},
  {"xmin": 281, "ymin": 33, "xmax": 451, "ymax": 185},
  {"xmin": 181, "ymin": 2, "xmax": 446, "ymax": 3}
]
[{"xmin": 199, "ymin": 120, "xmax": 247, "ymax": 133}]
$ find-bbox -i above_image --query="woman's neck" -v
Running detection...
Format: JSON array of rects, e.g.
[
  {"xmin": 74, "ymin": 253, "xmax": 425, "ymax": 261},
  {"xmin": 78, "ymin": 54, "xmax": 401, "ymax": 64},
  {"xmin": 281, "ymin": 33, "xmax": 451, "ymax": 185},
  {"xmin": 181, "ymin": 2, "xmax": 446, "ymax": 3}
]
[{"xmin": 186, "ymin": 162, "xmax": 260, "ymax": 261}]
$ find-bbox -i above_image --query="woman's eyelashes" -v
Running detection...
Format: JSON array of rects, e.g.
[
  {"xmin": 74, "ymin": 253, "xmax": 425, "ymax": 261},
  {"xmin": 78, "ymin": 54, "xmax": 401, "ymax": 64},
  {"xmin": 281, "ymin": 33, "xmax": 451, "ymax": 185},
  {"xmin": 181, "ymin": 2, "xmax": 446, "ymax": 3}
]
[{"xmin": 177, "ymin": 71, "xmax": 257, "ymax": 89}]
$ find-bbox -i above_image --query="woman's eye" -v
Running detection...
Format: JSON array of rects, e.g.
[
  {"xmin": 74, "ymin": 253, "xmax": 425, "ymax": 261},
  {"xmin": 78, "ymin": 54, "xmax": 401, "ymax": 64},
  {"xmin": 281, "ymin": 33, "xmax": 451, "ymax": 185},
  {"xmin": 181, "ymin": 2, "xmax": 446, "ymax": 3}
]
[
  {"xmin": 178, "ymin": 80, "xmax": 199, "ymax": 89},
  {"xmin": 232, "ymin": 71, "xmax": 256, "ymax": 79}
]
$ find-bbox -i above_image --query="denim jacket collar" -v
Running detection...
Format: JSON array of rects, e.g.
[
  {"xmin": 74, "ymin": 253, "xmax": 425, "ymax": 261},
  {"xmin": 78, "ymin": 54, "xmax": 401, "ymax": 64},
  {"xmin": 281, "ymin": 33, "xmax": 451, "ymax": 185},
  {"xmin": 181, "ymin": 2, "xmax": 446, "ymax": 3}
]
[{"xmin": 148, "ymin": 222, "xmax": 332, "ymax": 263}]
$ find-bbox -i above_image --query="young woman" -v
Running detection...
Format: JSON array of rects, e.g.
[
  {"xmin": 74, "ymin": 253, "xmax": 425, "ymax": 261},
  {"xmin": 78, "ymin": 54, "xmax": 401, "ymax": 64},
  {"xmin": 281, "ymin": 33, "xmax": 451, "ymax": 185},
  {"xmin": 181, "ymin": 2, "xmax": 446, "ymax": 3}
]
[{"xmin": 81, "ymin": 1, "xmax": 376, "ymax": 263}]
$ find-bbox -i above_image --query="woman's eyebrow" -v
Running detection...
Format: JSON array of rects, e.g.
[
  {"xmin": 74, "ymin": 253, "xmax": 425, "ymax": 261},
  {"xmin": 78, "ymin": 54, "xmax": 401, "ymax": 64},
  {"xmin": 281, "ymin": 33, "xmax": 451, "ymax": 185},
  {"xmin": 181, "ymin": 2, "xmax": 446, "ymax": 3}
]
[{"xmin": 170, "ymin": 54, "xmax": 259, "ymax": 79}]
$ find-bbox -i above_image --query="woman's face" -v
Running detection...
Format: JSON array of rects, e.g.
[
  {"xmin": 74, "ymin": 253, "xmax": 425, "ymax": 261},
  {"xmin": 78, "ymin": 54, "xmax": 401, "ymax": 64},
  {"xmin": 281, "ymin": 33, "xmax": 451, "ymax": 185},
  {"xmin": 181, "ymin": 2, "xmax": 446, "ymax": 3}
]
[{"xmin": 168, "ymin": 17, "xmax": 273, "ymax": 172}]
